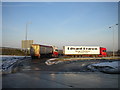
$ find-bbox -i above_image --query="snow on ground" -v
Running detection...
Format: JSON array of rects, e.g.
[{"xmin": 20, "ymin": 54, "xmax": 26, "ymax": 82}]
[
  {"xmin": 88, "ymin": 61, "xmax": 119, "ymax": 69},
  {"xmin": 45, "ymin": 58, "xmax": 83, "ymax": 65},
  {"xmin": 87, "ymin": 61, "xmax": 120, "ymax": 74},
  {"xmin": 45, "ymin": 58, "xmax": 62, "ymax": 65},
  {"xmin": 0, "ymin": 55, "xmax": 30, "ymax": 73},
  {"xmin": 45, "ymin": 58, "xmax": 120, "ymax": 74}
]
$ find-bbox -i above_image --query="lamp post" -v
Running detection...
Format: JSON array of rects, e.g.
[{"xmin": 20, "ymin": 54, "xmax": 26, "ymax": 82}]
[
  {"xmin": 25, "ymin": 22, "xmax": 32, "ymax": 57},
  {"xmin": 109, "ymin": 24, "xmax": 118, "ymax": 58}
]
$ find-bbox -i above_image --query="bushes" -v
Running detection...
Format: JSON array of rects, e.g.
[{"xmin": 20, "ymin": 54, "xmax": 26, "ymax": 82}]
[{"xmin": 1, "ymin": 47, "xmax": 25, "ymax": 56}]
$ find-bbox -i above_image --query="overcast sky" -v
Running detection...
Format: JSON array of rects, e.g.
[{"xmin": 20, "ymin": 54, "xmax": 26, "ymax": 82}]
[{"xmin": 2, "ymin": 2, "xmax": 118, "ymax": 51}]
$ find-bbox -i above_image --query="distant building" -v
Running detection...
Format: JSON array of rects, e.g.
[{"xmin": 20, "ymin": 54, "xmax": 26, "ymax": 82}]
[{"xmin": 21, "ymin": 40, "xmax": 33, "ymax": 50}]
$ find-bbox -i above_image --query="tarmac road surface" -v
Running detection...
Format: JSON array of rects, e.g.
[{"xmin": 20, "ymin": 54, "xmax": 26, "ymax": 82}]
[
  {"xmin": 2, "ymin": 58, "xmax": 119, "ymax": 88},
  {"xmin": 2, "ymin": 71, "xmax": 119, "ymax": 88}
]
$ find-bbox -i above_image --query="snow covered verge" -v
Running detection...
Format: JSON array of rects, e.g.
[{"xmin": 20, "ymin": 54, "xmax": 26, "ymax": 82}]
[
  {"xmin": 45, "ymin": 58, "xmax": 92, "ymax": 65},
  {"xmin": 45, "ymin": 58, "xmax": 80, "ymax": 65},
  {"xmin": 45, "ymin": 58, "xmax": 120, "ymax": 74},
  {"xmin": 0, "ymin": 55, "xmax": 30, "ymax": 74},
  {"xmin": 87, "ymin": 61, "xmax": 120, "ymax": 74},
  {"xmin": 45, "ymin": 58, "xmax": 63, "ymax": 65}
]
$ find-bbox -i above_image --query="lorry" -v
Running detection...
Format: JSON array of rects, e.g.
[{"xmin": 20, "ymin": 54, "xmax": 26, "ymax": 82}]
[
  {"xmin": 63, "ymin": 46, "xmax": 107, "ymax": 57},
  {"xmin": 30, "ymin": 44, "xmax": 58, "ymax": 59}
]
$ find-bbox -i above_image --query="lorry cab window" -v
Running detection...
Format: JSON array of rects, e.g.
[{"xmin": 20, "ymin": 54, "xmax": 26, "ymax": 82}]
[
  {"xmin": 103, "ymin": 50, "xmax": 106, "ymax": 52},
  {"xmin": 55, "ymin": 49, "xmax": 58, "ymax": 51}
]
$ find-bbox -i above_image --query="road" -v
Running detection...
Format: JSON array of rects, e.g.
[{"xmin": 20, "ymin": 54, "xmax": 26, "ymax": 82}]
[{"xmin": 2, "ymin": 58, "xmax": 119, "ymax": 88}]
